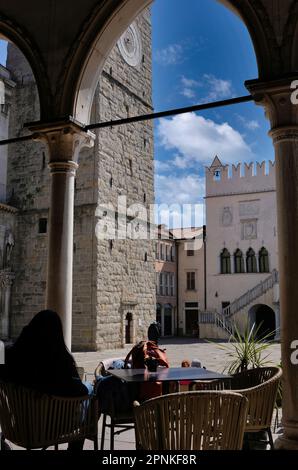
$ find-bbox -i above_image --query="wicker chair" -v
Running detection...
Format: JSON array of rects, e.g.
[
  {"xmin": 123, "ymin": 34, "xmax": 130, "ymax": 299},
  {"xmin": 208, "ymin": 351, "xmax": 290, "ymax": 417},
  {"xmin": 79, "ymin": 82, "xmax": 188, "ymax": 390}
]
[
  {"xmin": 94, "ymin": 358, "xmax": 135, "ymax": 450},
  {"xmin": 0, "ymin": 380, "xmax": 99, "ymax": 450},
  {"xmin": 134, "ymin": 390, "xmax": 248, "ymax": 450},
  {"xmin": 191, "ymin": 366, "xmax": 282, "ymax": 449}
]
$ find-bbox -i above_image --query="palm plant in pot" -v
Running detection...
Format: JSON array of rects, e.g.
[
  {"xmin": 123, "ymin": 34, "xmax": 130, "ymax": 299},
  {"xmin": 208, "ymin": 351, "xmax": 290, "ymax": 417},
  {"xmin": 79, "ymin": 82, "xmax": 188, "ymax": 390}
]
[
  {"xmin": 219, "ymin": 321, "xmax": 275, "ymax": 374},
  {"xmin": 217, "ymin": 322, "xmax": 278, "ymax": 449}
]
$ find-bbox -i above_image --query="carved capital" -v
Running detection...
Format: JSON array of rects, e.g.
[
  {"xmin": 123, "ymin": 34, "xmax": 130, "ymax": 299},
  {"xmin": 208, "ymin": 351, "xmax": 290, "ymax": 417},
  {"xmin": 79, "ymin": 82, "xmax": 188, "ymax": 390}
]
[
  {"xmin": 269, "ymin": 126, "xmax": 298, "ymax": 145},
  {"xmin": 27, "ymin": 118, "xmax": 95, "ymax": 165},
  {"xmin": 246, "ymin": 76, "xmax": 298, "ymax": 129}
]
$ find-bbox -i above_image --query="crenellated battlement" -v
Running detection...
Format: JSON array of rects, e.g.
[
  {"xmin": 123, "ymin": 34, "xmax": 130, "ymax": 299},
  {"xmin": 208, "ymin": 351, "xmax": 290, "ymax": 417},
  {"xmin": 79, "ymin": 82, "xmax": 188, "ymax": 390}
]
[{"xmin": 206, "ymin": 156, "xmax": 276, "ymax": 197}]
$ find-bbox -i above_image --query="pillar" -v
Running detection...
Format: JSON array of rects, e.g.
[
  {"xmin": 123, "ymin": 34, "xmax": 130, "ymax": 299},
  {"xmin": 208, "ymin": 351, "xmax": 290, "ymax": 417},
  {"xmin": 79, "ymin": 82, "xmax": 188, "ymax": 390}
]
[
  {"xmin": 0, "ymin": 272, "xmax": 14, "ymax": 339},
  {"xmin": 29, "ymin": 120, "xmax": 95, "ymax": 349},
  {"xmin": 247, "ymin": 77, "xmax": 298, "ymax": 449}
]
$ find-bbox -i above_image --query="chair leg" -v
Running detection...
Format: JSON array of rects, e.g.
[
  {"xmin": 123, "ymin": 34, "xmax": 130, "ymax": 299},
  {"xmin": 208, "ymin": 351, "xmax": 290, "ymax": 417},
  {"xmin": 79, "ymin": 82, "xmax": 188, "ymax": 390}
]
[
  {"xmin": 94, "ymin": 435, "xmax": 98, "ymax": 450},
  {"xmin": 54, "ymin": 444, "xmax": 58, "ymax": 450},
  {"xmin": 100, "ymin": 414, "xmax": 107, "ymax": 450},
  {"xmin": 110, "ymin": 419, "xmax": 115, "ymax": 451},
  {"xmin": 268, "ymin": 428, "xmax": 274, "ymax": 450}
]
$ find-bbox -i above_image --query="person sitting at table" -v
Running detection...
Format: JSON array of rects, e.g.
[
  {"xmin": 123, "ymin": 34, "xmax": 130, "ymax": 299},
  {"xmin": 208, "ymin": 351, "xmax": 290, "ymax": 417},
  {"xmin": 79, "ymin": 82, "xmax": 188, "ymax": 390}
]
[
  {"xmin": 124, "ymin": 322, "xmax": 170, "ymax": 402},
  {"xmin": 0, "ymin": 309, "xmax": 93, "ymax": 450}
]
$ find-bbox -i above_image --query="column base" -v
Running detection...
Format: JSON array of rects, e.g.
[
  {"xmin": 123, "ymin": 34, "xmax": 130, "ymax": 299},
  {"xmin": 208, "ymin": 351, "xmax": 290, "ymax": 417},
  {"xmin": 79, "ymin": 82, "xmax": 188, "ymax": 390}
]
[{"xmin": 275, "ymin": 434, "xmax": 298, "ymax": 450}]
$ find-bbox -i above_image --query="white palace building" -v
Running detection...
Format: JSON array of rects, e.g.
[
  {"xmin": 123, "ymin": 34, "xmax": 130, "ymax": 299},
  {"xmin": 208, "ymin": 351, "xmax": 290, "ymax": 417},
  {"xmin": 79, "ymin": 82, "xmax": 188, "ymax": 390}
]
[{"xmin": 199, "ymin": 156, "xmax": 279, "ymax": 340}]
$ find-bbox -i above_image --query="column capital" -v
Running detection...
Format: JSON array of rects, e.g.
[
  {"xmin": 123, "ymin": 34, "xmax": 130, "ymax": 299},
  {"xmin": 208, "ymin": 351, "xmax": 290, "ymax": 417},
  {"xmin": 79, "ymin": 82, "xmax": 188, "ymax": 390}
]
[
  {"xmin": 245, "ymin": 76, "xmax": 298, "ymax": 129},
  {"xmin": 26, "ymin": 117, "xmax": 95, "ymax": 165}
]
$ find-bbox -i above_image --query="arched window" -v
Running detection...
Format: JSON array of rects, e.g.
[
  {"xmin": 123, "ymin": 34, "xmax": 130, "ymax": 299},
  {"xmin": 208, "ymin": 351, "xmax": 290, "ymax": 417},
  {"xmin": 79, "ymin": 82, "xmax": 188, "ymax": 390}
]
[
  {"xmin": 234, "ymin": 249, "xmax": 244, "ymax": 274},
  {"xmin": 259, "ymin": 247, "xmax": 269, "ymax": 273},
  {"xmin": 246, "ymin": 248, "xmax": 257, "ymax": 273},
  {"xmin": 220, "ymin": 248, "xmax": 231, "ymax": 274}
]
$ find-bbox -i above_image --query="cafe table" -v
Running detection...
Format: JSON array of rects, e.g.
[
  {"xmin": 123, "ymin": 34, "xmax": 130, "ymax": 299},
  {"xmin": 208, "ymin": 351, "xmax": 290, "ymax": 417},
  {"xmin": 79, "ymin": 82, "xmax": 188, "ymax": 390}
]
[{"xmin": 107, "ymin": 367, "xmax": 230, "ymax": 394}]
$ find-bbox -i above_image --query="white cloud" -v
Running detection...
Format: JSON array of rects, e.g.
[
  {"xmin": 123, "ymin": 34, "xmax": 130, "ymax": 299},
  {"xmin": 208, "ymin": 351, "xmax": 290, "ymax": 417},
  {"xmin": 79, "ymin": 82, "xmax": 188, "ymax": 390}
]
[
  {"xmin": 157, "ymin": 113, "xmax": 252, "ymax": 166},
  {"xmin": 237, "ymin": 115, "xmax": 260, "ymax": 131},
  {"xmin": 173, "ymin": 155, "xmax": 189, "ymax": 169},
  {"xmin": 181, "ymin": 77, "xmax": 201, "ymax": 88},
  {"xmin": 180, "ymin": 75, "xmax": 202, "ymax": 99},
  {"xmin": 199, "ymin": 74, "xmax": 233, "ymax": 102},
  {"xmin": 181, "ymin": 88, "xmax": 196, "ymax": 99},
  {"xmin": 154, "ymin": 159, "xmax": 171, "ymax": 172},
  {"xmin": 179, "ymin": 74, "xmax": 233, "ymax": 103},
  {"xmin": 155, "ymin": 173, "xmax": 205, "ymax": 205},
  {"xmin": 155, "ymin": 173, "xmax": 205, "ymax": 228},
  {"xmin": 154, "ymin": 44, "xmax": 184, "ymax": 66}
]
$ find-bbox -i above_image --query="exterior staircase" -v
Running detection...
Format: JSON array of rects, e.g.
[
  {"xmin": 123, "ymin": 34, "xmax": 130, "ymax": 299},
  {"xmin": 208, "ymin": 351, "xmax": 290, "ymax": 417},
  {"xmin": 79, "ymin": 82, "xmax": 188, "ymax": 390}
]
[{"xmin": 199, "ymin": 270, "xmax": 279, "ymax": 338}]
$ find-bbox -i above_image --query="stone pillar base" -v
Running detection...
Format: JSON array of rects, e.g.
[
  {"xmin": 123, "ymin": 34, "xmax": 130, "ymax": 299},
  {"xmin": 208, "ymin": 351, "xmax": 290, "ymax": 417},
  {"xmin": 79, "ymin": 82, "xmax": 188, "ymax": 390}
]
[{"xmin": 275, "ymin": 435, "xmax": 298, "ymax": 450}]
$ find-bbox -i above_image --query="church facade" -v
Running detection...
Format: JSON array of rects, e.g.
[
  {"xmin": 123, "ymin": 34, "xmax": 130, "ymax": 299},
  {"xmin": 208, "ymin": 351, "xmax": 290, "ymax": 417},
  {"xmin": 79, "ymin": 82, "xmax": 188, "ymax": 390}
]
[{"xmin": 0, "ymin": 9, "xmax": 156, "ymax": 350}]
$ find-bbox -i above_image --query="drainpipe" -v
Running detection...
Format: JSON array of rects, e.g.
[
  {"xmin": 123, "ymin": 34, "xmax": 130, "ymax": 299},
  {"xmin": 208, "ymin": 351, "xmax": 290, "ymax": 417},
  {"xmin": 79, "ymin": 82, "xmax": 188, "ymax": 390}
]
[
  {"xmin": 203, "ymin": 225, "xmax": 207, "ymax": 310},
  {"xmin": 175, "ymin": 240, "xmax": 179, "ymax": 336}
]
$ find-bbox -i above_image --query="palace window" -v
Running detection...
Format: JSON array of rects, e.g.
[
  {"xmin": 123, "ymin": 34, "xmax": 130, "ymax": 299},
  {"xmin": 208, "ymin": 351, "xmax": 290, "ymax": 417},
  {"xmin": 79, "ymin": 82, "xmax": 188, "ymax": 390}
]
[
  {"xmin": 220, "ymin": 248, "xmax": 231, "ymax": 274},
  {"xmin": 170, "ymin": 273, "xmax": 175, "ymax": 296},
  {"xmin": 165, "ymin": 273, "xmax": 169, "ymax": 296},
  {"xmin": 160, "ymin": 244, "xmax": 164, "ymax": 260},
  {"xmin": 246, "ymin": 248, "xmax": 258, "ymax": 273},
  {"xmin": 159, "ymin": 273, "xmax": 164, "ymax": 296},
  {"xmin": 170, "ymin": 245, "xmax": 175, "ymax": 262},
  {"xmin": 234, "ymin": 249, "xmax": 245, "ymax": 274},
  {"xmin": 187, "ymin": 272, "xmax": 196, "ymax": 290},
  {"xmin": 259, "ymin": 247, "xmax": 270, "ymax": 273}
]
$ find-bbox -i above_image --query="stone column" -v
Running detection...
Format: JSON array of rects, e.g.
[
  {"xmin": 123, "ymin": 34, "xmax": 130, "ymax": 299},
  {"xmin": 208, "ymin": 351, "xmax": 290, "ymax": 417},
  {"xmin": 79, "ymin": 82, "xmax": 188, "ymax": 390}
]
[
  {"xmin": 0, "ymin": 272, "xmax": 14, "ymax": 339},
  {"xmin": 29, "ymin": 121, "xmax": 95, "ymax": 349},
  {"xmin": 247, "ymin": 77, "xmax": 298, "ymax": 449}
]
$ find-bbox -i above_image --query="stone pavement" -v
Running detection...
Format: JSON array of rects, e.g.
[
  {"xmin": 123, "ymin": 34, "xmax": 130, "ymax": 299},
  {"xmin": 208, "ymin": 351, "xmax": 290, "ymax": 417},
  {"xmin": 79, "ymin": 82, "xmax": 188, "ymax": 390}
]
[{"xmin": 6, "ymin": 338, "xmax": 282, "ymax": 450}]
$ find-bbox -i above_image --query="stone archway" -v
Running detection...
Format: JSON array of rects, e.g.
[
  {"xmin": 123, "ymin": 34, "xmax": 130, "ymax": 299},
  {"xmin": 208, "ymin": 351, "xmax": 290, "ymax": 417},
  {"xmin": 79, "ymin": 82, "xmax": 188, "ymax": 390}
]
[
  {"xmin": 249, "ymin": 303, "xmax": 276, "ymax": 340},
  {"xmin": 72, "ymin": 0, "xmax": 269, "ymax": 125}
]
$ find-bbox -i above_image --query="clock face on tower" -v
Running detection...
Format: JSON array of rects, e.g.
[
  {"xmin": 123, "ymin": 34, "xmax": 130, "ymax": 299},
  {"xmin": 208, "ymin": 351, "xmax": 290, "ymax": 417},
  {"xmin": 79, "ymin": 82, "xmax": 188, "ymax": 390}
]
[{"xmin": 117, "ymin": 22, "xmax": 142, "ymax": 67}]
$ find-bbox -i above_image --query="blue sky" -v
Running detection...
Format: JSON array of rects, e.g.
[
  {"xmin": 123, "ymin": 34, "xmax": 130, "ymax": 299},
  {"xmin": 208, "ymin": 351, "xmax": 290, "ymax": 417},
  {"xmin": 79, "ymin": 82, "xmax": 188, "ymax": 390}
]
[
  {"xmin": 0, "ymin": 40, "xmax": 6, "ymax": 65},
  {"xmin": 152, "ymin": 0, "xmax": 274, "ymax": 226}
]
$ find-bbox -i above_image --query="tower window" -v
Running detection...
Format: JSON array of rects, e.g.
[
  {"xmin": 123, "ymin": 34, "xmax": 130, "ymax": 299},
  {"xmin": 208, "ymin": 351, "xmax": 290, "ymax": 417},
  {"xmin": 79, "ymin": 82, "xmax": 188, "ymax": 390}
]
[
  {"xmin": 213, "ymin": 169, "xmax": 221, "ymax": 181},
  {"xmin": 38, "ymin": 218, "xmax": 47, "ymax": 234}
]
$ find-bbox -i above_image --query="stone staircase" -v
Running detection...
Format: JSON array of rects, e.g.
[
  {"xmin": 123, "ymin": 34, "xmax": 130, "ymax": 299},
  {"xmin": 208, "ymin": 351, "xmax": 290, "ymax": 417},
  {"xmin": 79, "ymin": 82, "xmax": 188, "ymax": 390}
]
[{"xmin": 199, "ymin": 270, "xmax": 279, "ymax": 339}]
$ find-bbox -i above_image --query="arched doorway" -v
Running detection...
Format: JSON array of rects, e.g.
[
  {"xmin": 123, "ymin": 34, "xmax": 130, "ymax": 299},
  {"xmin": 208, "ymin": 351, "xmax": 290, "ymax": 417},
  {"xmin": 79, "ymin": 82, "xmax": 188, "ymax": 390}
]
[
  {"xmin": 125, "ymin": 312, "xmax": 133, "ymax": 344},
  {"xmin": 249, "ymin": 304, "xmax": 276, "ymax": 340}
]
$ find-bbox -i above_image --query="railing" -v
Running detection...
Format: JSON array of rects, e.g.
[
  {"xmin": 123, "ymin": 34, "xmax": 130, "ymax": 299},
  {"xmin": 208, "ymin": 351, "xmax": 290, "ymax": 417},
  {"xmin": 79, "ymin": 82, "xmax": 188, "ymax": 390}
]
[
  {"xmin": 222, "ymin": 269, "xmax": 279, "ymax": 318},
  {"xmin": 198, "ymin": 269, "xmax": 278, "ymax": 337},
  {"xmin": 198, "ymin": 311, "xmax": 235, "ymax": 336}
]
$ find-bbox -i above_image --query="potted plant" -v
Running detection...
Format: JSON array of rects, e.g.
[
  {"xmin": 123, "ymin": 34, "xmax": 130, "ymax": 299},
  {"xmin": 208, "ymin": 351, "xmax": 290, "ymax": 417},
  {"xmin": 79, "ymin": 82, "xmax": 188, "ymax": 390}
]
[{"xmin": 217, "ymin": 322, "xmax": 278, "ymax": 449}]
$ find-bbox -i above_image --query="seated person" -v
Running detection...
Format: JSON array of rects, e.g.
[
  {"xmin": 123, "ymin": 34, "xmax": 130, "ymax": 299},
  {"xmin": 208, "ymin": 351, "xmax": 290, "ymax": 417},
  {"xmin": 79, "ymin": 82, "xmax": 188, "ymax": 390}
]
[
  {"xmin": 0, "ymin": 309, "xmax": 93, "ymax": 450},
  {"xmin": 124, "ymin": 322, "xmax": 169, "ymax": 402}
]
